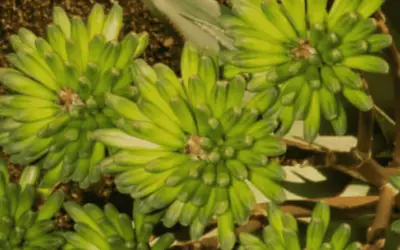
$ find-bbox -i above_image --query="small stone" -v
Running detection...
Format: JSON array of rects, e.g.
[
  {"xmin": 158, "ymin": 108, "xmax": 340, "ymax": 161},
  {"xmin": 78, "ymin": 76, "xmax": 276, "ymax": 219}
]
[{"xmin": 163, "ymin": 37, "xmax": 174, "ymax": 47}]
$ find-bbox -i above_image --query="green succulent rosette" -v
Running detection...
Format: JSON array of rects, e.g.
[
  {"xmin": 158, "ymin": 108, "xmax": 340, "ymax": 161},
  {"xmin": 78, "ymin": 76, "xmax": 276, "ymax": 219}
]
[
  {"xmin": 0, "ymin": 159, "xmax": 65, "ymax": 249},
  {"xmin": 0, "ymin": 3, "xmax": 148, "ymax": 188},
  {"xmin": 221, "ymin": 0, "xmax": 391, "ymax": 141},
  {"xmin": 91, "ymin": 42, "xmax": 287, "ymax": 249},
  {"xmin": 239, "ymin": 201, "xmax": 361, "ymax": 250},
  {"xmin": 63, "ymin": 201, "xmax": 175, "ymax": 250}
]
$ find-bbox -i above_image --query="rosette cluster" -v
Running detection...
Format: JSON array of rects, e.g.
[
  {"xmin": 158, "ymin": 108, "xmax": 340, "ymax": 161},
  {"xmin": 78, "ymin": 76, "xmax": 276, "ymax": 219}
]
[
  {"xmin": 91, "ymin": 42, "xmax": 287, "ymax": 249},
  {"xmin": 0, "ymin": 159, "xmax": 65, "ymax": 249},
  {"xmin": 0, "ymin": 3, "xmax": 148, "ymax": 188},
  {"xmin": 63, "ymin": 201, "xmax": 175, "ymax": 250},
  {"xmin": 222, "ymin": 0, "xmax": 392, "ymax": 141},
  {"xmin": 239, "ymin": 202, "xmax": 361, "ymax": 250}
]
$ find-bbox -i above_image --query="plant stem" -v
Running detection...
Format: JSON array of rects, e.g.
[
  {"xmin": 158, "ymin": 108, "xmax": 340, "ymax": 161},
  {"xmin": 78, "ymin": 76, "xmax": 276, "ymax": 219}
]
[
  {"xmin": 376, "ymin": 11, "xmax": 400, "ymax": 167},
  {"xmin": 283, "ymin": 138, "xmax": 400, "ymax": 184},
  {"xmin": 356, "ymin": 110, "xmax": 374, "ymax": 158},
  {"xmin": 284, "ymin": 137, "xmax": 400, "ymax": 245},
  {"xmin": 389, "ymin": 45, "xmax": 400, "ymax": 166},
  {"xmin": 367, "ymin": 184, "xmax": 397, "ymax": 242},
  {"xmin": 396, "ymin": 194, "xmax": 400, "ymax": 210},
  {"xmin": 353, "ymin": 159, "xmax": 387, "ymax": 187}
]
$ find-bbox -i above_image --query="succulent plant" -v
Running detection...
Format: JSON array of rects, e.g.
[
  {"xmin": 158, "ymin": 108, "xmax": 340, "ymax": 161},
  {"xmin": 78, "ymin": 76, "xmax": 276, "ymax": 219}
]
[
  {"xmin": 388, "ymin": 174, "xmax": 400, "ymax": 249},
  {"xmin": 63, "ymin": 201, "xmax": 174, "ymax": 250},
  {"xmin": 221, "ymin": 0, "xmax": 392, "ymax": 141},
  {"xmin": 384, "ymin": 219, "xmax": 400, "ymax": 250},
  {"xmin": 0, "ymin": 3, "xmax": 148, "ymax": 188},
  {"xmin": 391, "ymin": 220, "xmax": 400, "ymax": 234},
  {"xmin": 239, "ymin": 201, "xmax": 361, "ymax": 250},
  {"xmin": 0, "ymin": 159, "xmax": 65, "ymax": 249},
  {"xmin": 90, "ymin": 41, "xmax": 287, "ymax": 249},
  {"xmin": 389, "ymin": 174, "xmax": 400, "ymax": 190}
]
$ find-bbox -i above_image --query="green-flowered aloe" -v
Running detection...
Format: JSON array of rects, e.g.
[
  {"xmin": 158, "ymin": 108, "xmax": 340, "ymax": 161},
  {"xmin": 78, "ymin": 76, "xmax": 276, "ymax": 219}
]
[
  {"xmin": 239, "ymin": 201, "xmax": 361, "ymax": 250},
  {"xmin": 63, "ymin": 201, "xmax": 175, "ymax": 250},
  {"xmin": 0, "ymin": 159, "xmax": 65, "ymax": 249},
  {"xmin": 221, "ymin": 0, "xmax": 391, "ymax": 141},
  {"xmin": 0, "ymin": 3, "xmax": 148, "ymax": 188},
  {"xmin": 90, "ymin": 42, "xmax": 287, "ymax": 249}
]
